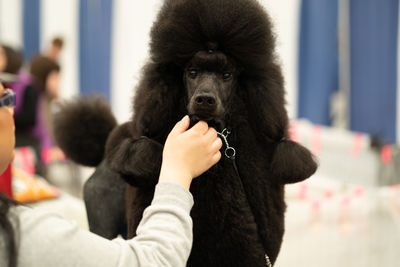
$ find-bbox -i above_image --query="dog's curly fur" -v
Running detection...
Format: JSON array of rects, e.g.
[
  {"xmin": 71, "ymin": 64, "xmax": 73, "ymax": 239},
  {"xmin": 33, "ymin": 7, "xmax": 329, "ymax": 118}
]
[
  {"xmin": 54, "ymin": 0, "xmax": 317, "ymax": 266},
  {"xmin": 54, "ymin": 96, "xmax": 117, "ymax": 167}
]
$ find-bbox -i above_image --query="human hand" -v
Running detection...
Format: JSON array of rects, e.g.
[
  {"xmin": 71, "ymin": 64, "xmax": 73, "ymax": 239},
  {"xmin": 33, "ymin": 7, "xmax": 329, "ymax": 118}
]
[{"xmin": 158, "ymin": 115, "xmax": 222, "ymax": 190}]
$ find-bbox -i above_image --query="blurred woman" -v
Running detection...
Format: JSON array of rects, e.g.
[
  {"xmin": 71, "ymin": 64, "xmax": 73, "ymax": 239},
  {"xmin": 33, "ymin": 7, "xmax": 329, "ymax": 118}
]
[
  {"xmin": 0, "ymin": 44, "xmax": 23, "ymax": 78},
  {"xmin": 14, "ymin": 56, "xmax": 61, "ymax": 175}
]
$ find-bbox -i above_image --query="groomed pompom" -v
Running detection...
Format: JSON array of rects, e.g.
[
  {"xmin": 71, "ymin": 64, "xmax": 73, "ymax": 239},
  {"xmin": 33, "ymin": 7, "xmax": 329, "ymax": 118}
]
[
  {"xmin": 53, "ymin": 96, "xmax": 117, "ymax": 167},
  {"xmin": 270, "ymin": 140, "xmax": 318, "ymax": 184}
]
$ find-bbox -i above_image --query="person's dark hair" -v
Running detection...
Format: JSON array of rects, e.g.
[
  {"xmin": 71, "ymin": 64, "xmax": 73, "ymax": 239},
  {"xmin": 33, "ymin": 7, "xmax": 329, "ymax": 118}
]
[
  {"xmin": 0, "ymin": 192, "xmax": 18, "ymax": 267},
  {"xmin": 2, "ymin": 45, "xmax": 23, "ymax": 74},
  {"xmin": 30, "ymin": 55, "xmax": 60, "ymax": 91},
  {"xmin": 52, "ymin": 37, "xmax": 64, "ymax": 49}
]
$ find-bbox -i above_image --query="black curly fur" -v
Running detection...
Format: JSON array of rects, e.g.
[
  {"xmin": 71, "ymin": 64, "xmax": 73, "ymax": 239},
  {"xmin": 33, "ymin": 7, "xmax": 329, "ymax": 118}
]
[
  {"xmin": 53, "ymin": 96, "xmax": 117, "ymax": 167},
  {"xmin": 103, "ymin": 0, "xmax": 318, "ymax": 266},
  {"xmin": 54, "ymin": 0, "xmax": 318, "ymax": 266}
]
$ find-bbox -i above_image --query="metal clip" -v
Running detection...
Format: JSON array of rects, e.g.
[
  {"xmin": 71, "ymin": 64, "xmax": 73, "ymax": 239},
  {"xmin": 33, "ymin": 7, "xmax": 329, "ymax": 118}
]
[{"xmin": 217, "ymin": 128, "xmax": 236, "ymax": 159}]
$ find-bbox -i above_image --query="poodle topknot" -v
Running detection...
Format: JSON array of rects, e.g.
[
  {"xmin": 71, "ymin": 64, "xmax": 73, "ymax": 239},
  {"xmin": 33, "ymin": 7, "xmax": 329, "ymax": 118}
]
[{"xmin": 151, "ymin": 0, "xmax": 276, "ymax": 75}]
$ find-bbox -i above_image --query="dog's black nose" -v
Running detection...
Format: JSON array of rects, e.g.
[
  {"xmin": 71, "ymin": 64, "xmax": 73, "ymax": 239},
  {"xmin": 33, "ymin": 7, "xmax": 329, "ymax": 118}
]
[{"xmin": 195, "ymin": 94, "xmax": 216, "ymax": 107}]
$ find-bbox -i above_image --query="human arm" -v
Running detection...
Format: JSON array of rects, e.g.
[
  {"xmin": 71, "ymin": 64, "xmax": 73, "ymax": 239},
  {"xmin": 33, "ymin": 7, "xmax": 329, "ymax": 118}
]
[
  {"xmin": 10, "ymin": 116, "xmax": 221, "ymax": 267},
  {"xmin": 12, "ymin": 182, "xmax": 192, "ymax": 267}
]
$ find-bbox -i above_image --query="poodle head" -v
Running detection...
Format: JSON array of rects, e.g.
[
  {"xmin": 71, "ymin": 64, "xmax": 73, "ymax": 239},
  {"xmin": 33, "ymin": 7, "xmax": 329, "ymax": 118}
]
[
  {"xmin": 140, "ymin": 0, "xmax": 280, "ymax": 134},
  {"xmin": 185, "ymin": 45, "xmax": 239, "ymax": 130},
  {"xmin": 132, "ymin": 0, "xmax": 317, "ymax": 183}
]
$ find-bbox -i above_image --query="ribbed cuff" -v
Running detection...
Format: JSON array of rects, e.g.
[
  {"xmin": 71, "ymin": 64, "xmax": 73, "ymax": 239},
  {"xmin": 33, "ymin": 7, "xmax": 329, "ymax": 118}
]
[{"xmin": 152, "ymin": 182, "xmax": 194, "ymax": 213}]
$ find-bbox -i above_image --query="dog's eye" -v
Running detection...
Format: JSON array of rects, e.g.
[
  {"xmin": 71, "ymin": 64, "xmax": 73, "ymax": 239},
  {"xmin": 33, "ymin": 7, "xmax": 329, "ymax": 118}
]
[
  {"xmin": 189, "ymin": 70, "xmax": 198, "ymax": 79},
  {"xmin": 223, "ymin": 73, "xmax": 232, "ymax": 80}
]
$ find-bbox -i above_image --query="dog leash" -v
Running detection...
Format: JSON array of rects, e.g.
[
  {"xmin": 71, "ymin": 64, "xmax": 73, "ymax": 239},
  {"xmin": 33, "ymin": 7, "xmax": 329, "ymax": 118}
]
[{"xmin": 217, "ymin": 128, "xmax": 273, "ymax": 267}]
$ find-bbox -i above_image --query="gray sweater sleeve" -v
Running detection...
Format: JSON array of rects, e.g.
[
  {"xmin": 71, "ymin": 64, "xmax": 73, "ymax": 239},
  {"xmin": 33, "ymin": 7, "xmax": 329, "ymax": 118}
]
[{"xmin": 11, "ymin": 182, "xmax": 194, "ymax": 267}]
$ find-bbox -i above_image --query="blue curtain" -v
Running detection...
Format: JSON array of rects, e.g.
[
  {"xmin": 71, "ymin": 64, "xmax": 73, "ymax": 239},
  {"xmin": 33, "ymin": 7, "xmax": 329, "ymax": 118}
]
[
  {"xmin": 79, "ymin": 0, "xmax": 113, "ymax": 100},
  {"xmin": 23, "ymin": 0, "xmax": 41, "ymax": 61},
  {"xmin": 350, "ymin": 0, "xmax": 398, "ymax": 143},
  {"xmin": 298, "ymin": 0, "xmax": 339, "ymax": 126}
]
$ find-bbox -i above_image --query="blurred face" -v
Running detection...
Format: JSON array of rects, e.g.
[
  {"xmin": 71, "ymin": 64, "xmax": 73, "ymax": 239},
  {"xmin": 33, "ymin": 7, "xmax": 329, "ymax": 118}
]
[
  {"xmin": 0, "ymin": 83, "xmax": 15, "ymax": 174},
  {"xmin": 0, "ymin": 46, "xmax": 7, "ymax": 73},
  {"xmin": 48, "ymin": 45, "xmax": 62, "ymax": 60},
  {"xmin": 46, "ymin": 70, "xmax": 60, "ymax": 99}
]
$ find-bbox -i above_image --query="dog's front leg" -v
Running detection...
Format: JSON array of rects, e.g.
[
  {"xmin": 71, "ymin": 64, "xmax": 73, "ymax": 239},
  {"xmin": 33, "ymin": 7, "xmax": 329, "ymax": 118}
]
[{"xmin": 105, "ymin": 123, "xmax": 163, "ymax": 187}]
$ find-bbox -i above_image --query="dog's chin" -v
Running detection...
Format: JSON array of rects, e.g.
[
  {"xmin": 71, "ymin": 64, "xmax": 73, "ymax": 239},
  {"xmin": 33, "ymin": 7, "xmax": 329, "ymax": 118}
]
[{"xmin": 189, "ymin": 114, "xmax": 225, "ymax": 132}]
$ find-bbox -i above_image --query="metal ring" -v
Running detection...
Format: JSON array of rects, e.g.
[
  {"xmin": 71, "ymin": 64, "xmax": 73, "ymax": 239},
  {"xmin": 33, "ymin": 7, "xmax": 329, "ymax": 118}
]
[
  {"xmin": 221, "ymin": 128, "xmax": 230, "ymax": 137},
  {"xmin": 225, "ymin": 147, "xmax": 236, "ymax": 159}
]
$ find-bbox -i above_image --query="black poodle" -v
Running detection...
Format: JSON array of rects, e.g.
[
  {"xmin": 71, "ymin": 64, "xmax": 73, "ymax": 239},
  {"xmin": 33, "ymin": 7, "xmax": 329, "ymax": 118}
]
[{"xmin": 54, "ymin": 0, "xmax": 317, "ymax": 265}]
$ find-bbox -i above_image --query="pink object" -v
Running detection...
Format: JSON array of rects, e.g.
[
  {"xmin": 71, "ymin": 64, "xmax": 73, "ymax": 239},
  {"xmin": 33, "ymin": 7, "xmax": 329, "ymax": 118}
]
[
  {"xmin": 381, "ymin": 145, "xmax": 392, "ymax": 165},
  {"xmin": 311, "ymin": 200, "xmax": 321, "ymax": 211},
  {"xmin": 324, "ymin": 190, "xmax": 334, "ymax": 199},
  {"xmin": 41, "ymin": 148, "xmax": 52, "ymax": 164},
  {"xmin": 298, "ymin": 183, "xmax": 308, "ymax": 200},
  {"xmin": 0, "ymin": 164, "xmax": 12, "ymax": 198},
  {"xmin": 353, "ymin": 187, "xmax": 365, "ymax": 198},
  {"xmin": 391, "ymin": 184, "xmax": 400, "ymax": 192},
  {"xmin": 350, "ymin": 132, "xmax": 363, "ymax": 158},
  {"xmin": 289, "ymin": 121, "xmax": 300, "ymax": 143},
  {"xmin": 341, "ymin": 196, "xmax": 352, "ymax": 207},
  {"xmin": 19, "ymin": 147, "xmax": 35, "ymax": 175},
  {"xmin": 41, "ymin": 148, "xmax": 67, "ymax": 164}
]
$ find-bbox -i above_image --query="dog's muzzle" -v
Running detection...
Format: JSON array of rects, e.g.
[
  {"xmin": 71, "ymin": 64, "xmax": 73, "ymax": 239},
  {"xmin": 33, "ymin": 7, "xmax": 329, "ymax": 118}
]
[
  {"xmin": 189, "ymin": 115, "xmax": 224, "ymax": 132},
  {"xmin": 188, "ymin": 92, "xmax": 225, "ymax": 131}
]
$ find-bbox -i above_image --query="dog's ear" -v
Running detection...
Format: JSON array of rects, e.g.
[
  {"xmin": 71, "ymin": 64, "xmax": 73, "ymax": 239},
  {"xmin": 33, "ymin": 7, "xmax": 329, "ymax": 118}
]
[
  {"xmin": 241, "ymin": 63, "xmax": 288, "ymax": 143},
  {"xmin": 270, "ymin": 140, "xmax": 318, "ymax": 184},
  {"xmin": 131, "ymin": 63, "xmax": 184, "ymax": 140},
  {"xmin": 241, "ymin": 63, "xmax": 318, "ymax": 183}
]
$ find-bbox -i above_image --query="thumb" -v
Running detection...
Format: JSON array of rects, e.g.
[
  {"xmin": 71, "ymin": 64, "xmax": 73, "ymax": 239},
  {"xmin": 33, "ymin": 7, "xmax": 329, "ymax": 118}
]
[{"xmin": 170, "ymin": 115, "xmax": 190, "ymax": 136}]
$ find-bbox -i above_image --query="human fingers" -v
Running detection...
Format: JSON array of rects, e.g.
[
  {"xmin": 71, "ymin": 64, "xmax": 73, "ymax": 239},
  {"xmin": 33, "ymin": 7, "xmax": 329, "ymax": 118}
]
[
  {"xmin": 204, "ymin": 127, "xmax": 218, "ymax": 142},
  {"xmin": 210, "ymin": 137, "xmax": 223, "ymax": 153},
  {"xmin": 189, "ymin": 120, "xmax": 209, "ymax": 135},
  {"xmin": 210, "ymin": 151, "xmax": 222, "ymax": 166},
  {"xmin": 168, "ymin": 115, "xmax": 190, "ymax": 137}
]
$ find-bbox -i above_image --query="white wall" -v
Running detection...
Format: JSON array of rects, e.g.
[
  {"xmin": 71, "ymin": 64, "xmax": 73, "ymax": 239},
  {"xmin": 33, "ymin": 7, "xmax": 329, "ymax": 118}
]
[
  {"xmin": 111, "ymin": 0, "xmax": 163, "ymax": 123},
  {"xmin": 262, "ymin": 0, "xmax": 301, "ymax": 119},
  {"xmin": 0, "ymin": 0, "xmax": 22, "ymax": 49},
  {"xmin": 111, "ymin": 0, "xmax": 300, "ymax": 122},
  {"xmin": 41, "ymin": 0, "xmax": 79, "ymax": 99},
  {"xmin": 0, "ymin": 0, "xmax": 301, "ymax": 123}
]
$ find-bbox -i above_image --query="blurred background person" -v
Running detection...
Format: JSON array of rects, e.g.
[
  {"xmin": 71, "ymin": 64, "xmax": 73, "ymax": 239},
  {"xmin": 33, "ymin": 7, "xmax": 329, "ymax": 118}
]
[
  {"xmin": 45, "ymin": 37, "xmax": 64, "ymax": 62},
  {"xmin": 13, "ymin": 56, "xmax": 62, "ymax": 176},
  {"xmin": 0, "ymin": 44, "xmax": 23, "ymax": 83}
]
